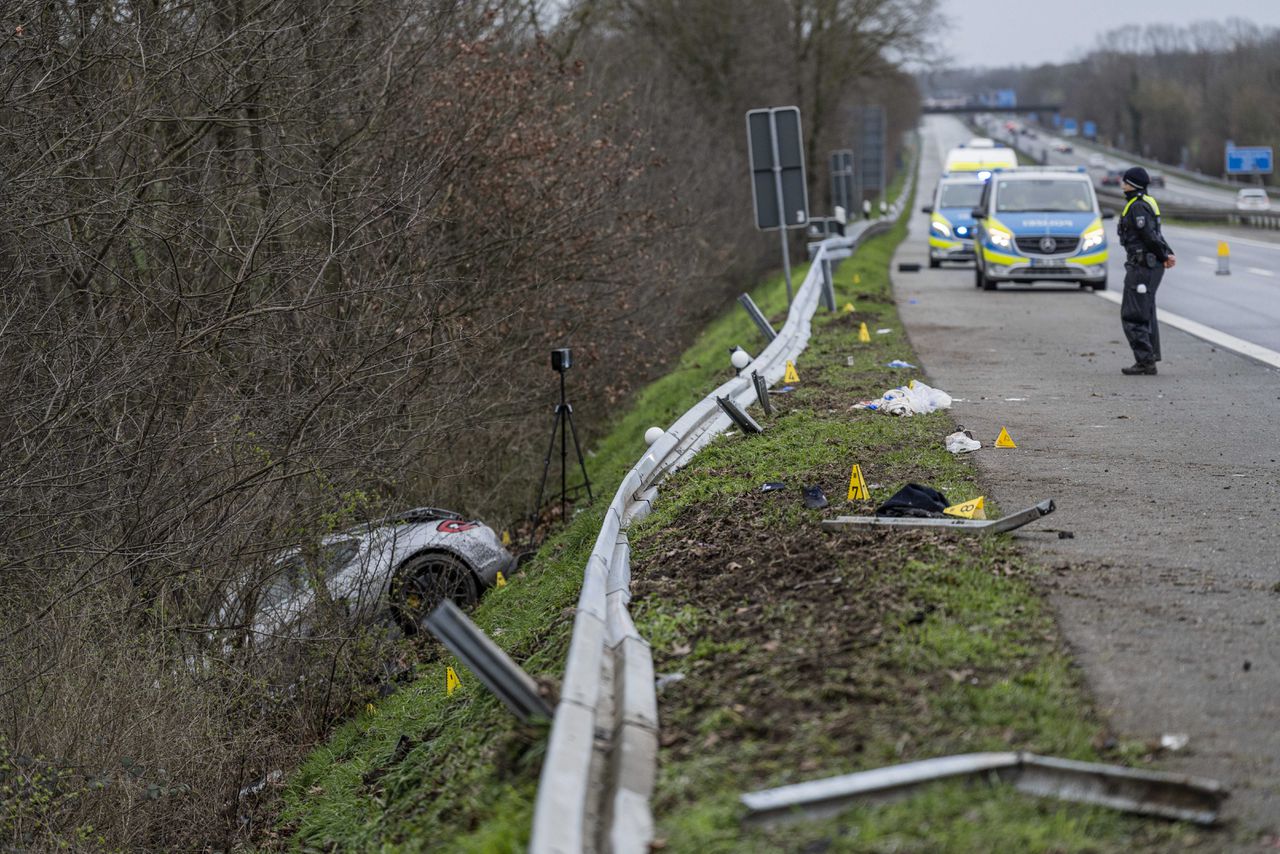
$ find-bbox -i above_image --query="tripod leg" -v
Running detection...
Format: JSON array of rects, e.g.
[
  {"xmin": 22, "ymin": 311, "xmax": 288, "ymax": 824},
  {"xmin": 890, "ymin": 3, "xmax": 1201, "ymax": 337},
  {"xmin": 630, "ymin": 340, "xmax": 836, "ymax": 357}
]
[
  {"xmin": 564, "ymin": 408, "xmax": 594, "ymax": 504},
  {"xmin": 560, "ymin": 406, "xmax": 568, "ymax": 526},
  {"xmin": 530, "ymin": 409, "xmax": 563, "ymax": 546}
]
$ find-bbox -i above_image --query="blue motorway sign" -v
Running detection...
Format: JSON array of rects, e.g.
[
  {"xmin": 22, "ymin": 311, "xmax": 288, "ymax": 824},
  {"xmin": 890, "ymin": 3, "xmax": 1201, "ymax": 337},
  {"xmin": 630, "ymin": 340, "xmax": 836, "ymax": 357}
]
[
  {"xmin": 995, "ymin": 89, "xmax": 1017, "ymax": 108},
  {"xmin": 1062, "ymin": 118, "xmax": 1078, "ymax": 136},
  {"xmin": 1083, "ymin": 121, "xmax": 1097, "ymax": 139},
  {"xmin": 1051, "ymin": 114, "xmax": 1062, "ymax": 128},
  {"xmin": 1225, "ymin": 146, "xmax": 1273, "ymax": 175}
]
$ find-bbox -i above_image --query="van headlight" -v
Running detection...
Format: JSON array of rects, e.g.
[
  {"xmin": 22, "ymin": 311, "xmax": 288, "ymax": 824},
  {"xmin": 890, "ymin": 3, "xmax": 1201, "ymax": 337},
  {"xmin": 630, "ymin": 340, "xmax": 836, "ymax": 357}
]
[
  {"xmin": 931, "ymin": 219, "xmax": 952, "ymax": 238},
  {"xmin": 1080, "ymin": 227, "xmax": 1104, "ymax": 252},
  {"xmin": 988, "ymin": 226, "xmax": 1013, "ymax": 249}
]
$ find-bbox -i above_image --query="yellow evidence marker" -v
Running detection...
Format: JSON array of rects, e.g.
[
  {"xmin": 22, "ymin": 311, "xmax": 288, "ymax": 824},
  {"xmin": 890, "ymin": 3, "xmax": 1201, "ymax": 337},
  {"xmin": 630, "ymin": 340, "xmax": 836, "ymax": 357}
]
[
  {"xmin": 995, "ymin": 427, "xmax": 1017, "ymax": 448},
  {"xmin": 847, "ymin": 464, "xmax": 870, "ymax": 501},
  {"xmin": 446, "ymin": 666, "xmax": 462, "ymax": 696},
  {"xmin": 501, "ymin": 529, "xmax": 511, "ymax": 547},
  {"xmin": 495, "ymin": 571, "xmax": 507, "ymax": 589},
  {"xmin": 842, "ymin": 302, "xmax": 856, "ymax": 313},
  {"xmin": 854, "ymin": 273, "xmax": 861, "ymax": 284},
  {"xmin": 944, "ymin": 496, "xmax": 986, "ymax": 519},
  {"xmin": 858, "ymin": 322, "xmax": 871, "ymax": 343},
  {"xmin": 784, "ymin": 360, "xmax": 800, "ymax": 383}
]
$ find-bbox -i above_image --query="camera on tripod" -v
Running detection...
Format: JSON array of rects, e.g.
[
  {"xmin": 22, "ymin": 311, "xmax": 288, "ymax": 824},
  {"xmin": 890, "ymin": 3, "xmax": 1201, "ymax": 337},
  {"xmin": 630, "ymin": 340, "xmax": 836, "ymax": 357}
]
[{"xmin": 551, "ymin": 348, "xmax": 573, "ymax": 373}]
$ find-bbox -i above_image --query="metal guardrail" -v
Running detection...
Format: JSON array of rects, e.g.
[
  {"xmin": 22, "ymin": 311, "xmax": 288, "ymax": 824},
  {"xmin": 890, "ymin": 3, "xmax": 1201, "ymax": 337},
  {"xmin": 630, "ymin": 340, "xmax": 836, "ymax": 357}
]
[{"xmin": 529, "ymin": 167, "xmax": 915, "ymax": 854}]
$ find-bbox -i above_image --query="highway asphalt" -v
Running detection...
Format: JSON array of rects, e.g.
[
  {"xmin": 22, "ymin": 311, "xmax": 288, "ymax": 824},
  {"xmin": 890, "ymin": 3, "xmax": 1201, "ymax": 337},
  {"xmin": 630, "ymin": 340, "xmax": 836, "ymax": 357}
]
[{"xmin": 895, "ymin": 115, "xmax": 1280, "ymax": 833}]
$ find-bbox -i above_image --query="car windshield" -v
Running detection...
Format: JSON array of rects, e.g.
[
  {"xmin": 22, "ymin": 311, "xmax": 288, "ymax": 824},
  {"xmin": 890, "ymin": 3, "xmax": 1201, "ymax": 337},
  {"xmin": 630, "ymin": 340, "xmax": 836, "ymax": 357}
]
[
  {"xmin": 939, "ymin": 183, "xmax": 984, "ymax": 208},
  {"xmin": 259, "ymin": 540, "xmax": 360, "ymax": 609},
  {"xmin": 996, "ymin": 180, "xmax": 1093, "ymax": 213}
]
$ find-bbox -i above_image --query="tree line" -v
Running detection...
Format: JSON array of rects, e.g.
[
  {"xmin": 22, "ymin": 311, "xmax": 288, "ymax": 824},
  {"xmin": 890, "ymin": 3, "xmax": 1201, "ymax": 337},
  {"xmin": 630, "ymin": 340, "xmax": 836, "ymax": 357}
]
[
  {"xmin": 0, "ymin": 0, "xmax": 933, "ymax": 848},
  {"xmin": 922, "ymin": 19, "xmax": 1280, "ymax": 183}
]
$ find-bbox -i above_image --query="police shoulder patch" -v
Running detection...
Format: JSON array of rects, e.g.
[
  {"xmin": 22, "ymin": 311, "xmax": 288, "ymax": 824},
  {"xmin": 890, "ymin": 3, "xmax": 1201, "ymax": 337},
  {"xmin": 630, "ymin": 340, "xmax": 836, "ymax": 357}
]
[{"xmin": 1135, "ymin": 215, "xmax": 1147, "ymax": 228}]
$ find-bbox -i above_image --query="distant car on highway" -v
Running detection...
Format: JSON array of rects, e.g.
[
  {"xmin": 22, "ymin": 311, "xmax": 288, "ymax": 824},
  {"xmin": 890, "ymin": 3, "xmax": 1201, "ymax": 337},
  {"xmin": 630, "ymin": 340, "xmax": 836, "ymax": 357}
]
[
  {"xmin": 971, "ymin": 167, "xmax": 1111, "ymax": 291},
  {"xmin": 1101, "ymin": 169, "xmax": 1123, "ymax": 187},
  {"xmin": 218, "ymin": 507, "xmax": 516, "ymax": 649},
  {"xmin": 1236, "ymin": 188, "xmax": 1272, "ymax": 211},
  {"xmin": 1052, "ymin": 142, "xmax": 1073, "ymax": 154},
  {"xmin": 1148, "ymin": 170, "xmax": 1166, "ymax": 188},
  {"xmin": 1088, "ymin": 153, "xmax": 1106, "ymax": 168}
]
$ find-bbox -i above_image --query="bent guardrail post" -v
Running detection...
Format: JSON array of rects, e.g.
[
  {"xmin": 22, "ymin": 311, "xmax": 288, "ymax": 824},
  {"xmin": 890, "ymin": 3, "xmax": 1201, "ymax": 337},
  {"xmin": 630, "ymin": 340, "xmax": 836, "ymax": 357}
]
[
  {"xmin": 424, "ymin": 600, "xmax": 553, "ymax": 724},
  {"xmin": 737, "ymin": 293, "xmax": 778, "ymax": 342}
]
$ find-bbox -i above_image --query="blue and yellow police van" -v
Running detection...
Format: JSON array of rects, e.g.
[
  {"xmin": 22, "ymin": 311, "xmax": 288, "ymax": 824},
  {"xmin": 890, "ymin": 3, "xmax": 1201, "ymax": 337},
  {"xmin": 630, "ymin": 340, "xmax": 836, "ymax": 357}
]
[{"xmin": 970, "ymin": 167, "xmax": 1112, "ymax": 291}]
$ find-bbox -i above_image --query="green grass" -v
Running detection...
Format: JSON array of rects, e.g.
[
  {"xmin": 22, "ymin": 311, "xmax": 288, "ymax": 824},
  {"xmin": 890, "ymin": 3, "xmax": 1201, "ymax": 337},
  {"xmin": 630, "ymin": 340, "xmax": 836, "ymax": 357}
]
[
  {"xmin": 269, "ymin": 255, "xmax": 811, "ymax": 852},
  {"xmin": 623, "ymin": 205, "xmax": 1229, "ymax": 852}
]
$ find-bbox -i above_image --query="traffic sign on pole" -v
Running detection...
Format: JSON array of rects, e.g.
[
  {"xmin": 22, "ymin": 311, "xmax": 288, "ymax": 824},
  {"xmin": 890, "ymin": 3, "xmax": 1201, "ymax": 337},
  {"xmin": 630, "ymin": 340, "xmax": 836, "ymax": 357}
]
[
  {"xmin": 1225, "ymin": 145, "xmax": 1273, "ymax": 175},
  {"xmin": 856, "ymin": 106, "xmax": 886, "ymax": 208},
  {"xmin": 746, "ymin": 106, "xmax": 809, "ymax": 305},
  {"xmin": 829, "ymin": 149, "xmax": 854, "ymax": 220}
]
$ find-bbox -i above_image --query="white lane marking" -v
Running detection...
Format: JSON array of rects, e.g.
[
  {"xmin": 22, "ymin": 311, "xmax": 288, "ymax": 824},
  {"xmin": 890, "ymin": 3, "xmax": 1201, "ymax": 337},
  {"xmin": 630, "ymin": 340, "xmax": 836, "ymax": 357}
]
[
  {"xmin": 1094, "ymin": 291, "xmax": 1280, "ymax": 369},
  {"xmin": 1246, "ymin": 266, "xmax": 1275, "ymax": 277},
  {"xmin": 1196, "ymin": 256, "xmax": 1215, "ymax": 265}
]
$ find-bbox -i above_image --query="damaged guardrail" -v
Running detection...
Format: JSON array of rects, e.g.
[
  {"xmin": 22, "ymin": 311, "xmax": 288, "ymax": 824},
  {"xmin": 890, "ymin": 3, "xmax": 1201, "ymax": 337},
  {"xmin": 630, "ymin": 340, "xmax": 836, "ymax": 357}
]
[{"xmin": 529, "ymin": 171, "xmax": 915, "ymax": 854}]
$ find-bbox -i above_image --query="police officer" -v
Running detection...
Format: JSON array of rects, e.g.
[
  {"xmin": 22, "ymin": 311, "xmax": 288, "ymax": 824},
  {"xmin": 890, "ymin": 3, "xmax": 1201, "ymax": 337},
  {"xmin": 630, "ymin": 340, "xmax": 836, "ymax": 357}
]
[{"xmin": 1116, "ymin": 166, "xmax": 1175, "ymax": 375}]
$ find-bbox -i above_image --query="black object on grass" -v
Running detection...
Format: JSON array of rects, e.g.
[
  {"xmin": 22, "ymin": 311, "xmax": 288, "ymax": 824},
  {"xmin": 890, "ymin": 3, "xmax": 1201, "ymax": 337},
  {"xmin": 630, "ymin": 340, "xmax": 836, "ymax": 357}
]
[{"xmin": 802, "ymin": 485, "xmax": 829, "ymax": 510}]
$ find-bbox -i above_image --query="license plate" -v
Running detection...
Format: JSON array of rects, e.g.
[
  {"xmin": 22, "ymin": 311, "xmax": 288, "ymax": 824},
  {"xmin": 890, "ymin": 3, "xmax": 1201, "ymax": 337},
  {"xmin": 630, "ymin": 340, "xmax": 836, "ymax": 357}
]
[{"xmin": 1030, "ymin": 257, "xmax": 1057, "ymax": 267}]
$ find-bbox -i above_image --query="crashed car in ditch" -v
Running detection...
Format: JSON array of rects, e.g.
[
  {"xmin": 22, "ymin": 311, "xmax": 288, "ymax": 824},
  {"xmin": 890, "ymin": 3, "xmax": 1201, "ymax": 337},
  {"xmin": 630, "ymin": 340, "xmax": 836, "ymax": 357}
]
[{"xmin": 217, "ymin": 507, "xmax": 516, "ymax": 649}]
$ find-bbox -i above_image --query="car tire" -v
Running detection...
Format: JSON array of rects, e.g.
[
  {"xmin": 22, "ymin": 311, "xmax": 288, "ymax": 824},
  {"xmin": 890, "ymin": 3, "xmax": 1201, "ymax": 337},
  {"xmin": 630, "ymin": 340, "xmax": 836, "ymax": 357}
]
[
  {"xmin": 974, "ymin": 264, "xmax": 984, "ymax": 288},
  {"xmin": 391, "ymin": 552, "xmax": 478, "ymax": 633},
  {"xmin": 929, "ymin": 258, "xmax": 941, "ymax": 269},
  {"xmin": 1091, "ymin": 277, "xmax": 1108, "ymax": 291},
  {"xmin": 978, "ymin": 266, "xmax": 997, "ymax": 291}
]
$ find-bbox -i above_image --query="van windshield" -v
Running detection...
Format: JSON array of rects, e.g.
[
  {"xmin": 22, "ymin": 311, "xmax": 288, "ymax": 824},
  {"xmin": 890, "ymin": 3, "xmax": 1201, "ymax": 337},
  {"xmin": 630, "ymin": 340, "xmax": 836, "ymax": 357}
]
[
  {"xmin": 938, "ymin": 183, "xmax": 984, "ymax": 208},
  {"xmin": 996, "ymin": 180, "xmax": 1094, "ymax": 213}
]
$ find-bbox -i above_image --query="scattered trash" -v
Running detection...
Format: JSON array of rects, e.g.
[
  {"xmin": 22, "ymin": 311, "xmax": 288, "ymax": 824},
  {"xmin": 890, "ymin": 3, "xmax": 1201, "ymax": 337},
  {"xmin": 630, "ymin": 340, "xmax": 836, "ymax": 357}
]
[
  {"xmin": 1244, "ymin": 660, "xmax": 1252, "ymax": 672},
  {"xmin": 908, "ymin": 298, "xmax": 919, "ymax": 304},
  {"xmin": 655, "ymin": 672, "xmax": 686, "ymax": 692},
  {"xmin": 995, "ymin": 426, "xmax": 1017, "ymax": 448},
  {"xmin": 856, "ymin": 380, "xmax": 953, "ymax": 417},
  {"xmin": 823, "ymin": 499, "xmax": 1056, "ymax": 536},
  {"xmin": 877, "ymin": 483, "xmax": 949, "ymax": 518},
  {"xmin": 760, "ymin": 482, "xmax": 786, "ymax": 493},
  {"xmin": 886, "ymin": 359, "xmax": 916, "ymax": 369},
  {"xmin": 1160, "ymin": 733, "xmax": 1190, "ymax": 752},
  {"xmin": 845, "ymin": 355, "xmax": 855, "ymax": 366},
  {"xmin": 802, "ymin": 485, "xmax": 829, "ymax": 510},
  {"xmin": 774, "ymin": 385, "xmax": 796, "ymax": 394},
  {"xmin": 945, "ymin": 430, "xmax": 980, "ymax": 454},
  {"xmin": 238, "ymin": 769, "xmax": 284, "ymax": 800},
  {"xmin": 1004, "ymin": 397, "xmax": 1027, "ymax": 402},
  {"xmin": 876, "ymin": 328, "xmax": 892, "ymax": 335},
  {"xmin": 898, "ymin": 262, "xmax": 922, "ymax": 272},
  {"xmin": 740, "ymin": 751, "xmax": 1228, "ymax": 827},
  {"xmin": 1057, "ymin": 530, "xmax": 1075, "ymax": 539}
]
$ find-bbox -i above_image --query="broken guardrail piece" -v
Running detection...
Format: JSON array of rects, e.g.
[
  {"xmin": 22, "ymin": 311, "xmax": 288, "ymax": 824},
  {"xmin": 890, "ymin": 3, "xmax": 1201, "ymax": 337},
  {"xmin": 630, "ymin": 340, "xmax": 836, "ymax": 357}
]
[
  {"xmin": 821, "ymin": 499, "xmax": 1054, "ymax": 536},
  {"xmin": 741, "ymin": 751, "xmax": 1228, "ymax": 827},
  {"xmin": 737, "ymin": 293, "xmax": 778, "ymax": 342},
  {"xmin": 716, "ymin": 395, "xmax": 763, "ymax": 435},
  {"xmin": 425, "ymin": 600, "xmax": 554, "ymax": 724},
  {"xmin": 750, "ymin": 370, "xmax": 773, "ymax": 417}
]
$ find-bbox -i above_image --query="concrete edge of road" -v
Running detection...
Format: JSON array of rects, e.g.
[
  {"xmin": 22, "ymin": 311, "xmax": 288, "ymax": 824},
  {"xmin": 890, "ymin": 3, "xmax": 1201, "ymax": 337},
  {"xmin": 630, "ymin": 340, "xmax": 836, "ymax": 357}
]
[{"xmin": 1093, "ymin": 290, "xmax": 1280, "ymax": 371}]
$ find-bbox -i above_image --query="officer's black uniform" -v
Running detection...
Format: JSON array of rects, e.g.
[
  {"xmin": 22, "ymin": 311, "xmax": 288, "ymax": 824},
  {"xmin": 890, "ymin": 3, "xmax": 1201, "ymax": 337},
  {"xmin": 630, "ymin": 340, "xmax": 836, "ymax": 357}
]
[{"xmin": 1116, "ymin": 166, "xmax": 1173, "ymax": 375}]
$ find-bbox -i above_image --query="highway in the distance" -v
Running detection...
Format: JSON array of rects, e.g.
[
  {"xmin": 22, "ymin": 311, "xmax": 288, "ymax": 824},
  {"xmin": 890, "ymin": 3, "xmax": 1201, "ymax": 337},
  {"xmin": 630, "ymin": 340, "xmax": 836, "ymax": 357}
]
[{"xmin": 931, "ymin": 115, "xmax": 1280, "ymax": 357}]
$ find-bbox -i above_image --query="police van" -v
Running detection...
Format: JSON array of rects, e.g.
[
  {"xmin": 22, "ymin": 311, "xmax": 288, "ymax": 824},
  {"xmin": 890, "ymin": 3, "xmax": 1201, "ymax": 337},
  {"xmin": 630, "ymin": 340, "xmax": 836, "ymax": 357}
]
[
  {"xmin": 970, "ymin": 167, "xmax": 1112, "ymax": 291},
  {"xmin": 942, "ymin": 142, "xmax": 1017, "ymax": 175},
  {"xmin": 921, "ymin": 173, "xmax": 986, "ymax": 267}
]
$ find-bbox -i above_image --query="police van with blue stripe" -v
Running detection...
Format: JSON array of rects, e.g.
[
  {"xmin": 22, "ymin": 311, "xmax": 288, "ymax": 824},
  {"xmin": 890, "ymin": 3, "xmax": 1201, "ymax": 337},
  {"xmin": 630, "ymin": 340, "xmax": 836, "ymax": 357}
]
[{"xmin": 970, "ymin": 167, "xmax": 1113, "ymax": 291}]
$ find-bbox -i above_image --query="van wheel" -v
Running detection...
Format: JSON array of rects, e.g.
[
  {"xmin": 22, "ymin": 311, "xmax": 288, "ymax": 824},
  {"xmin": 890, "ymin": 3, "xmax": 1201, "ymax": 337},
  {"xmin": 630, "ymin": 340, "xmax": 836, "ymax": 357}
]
[
  {"xmin": 978, "ymin": 267, "xmax": 997, "ymax": 291},
  {"xmin": 1091, "ymin": 277, "xmax": 1108, "ymax": 291},
  {"xmin": 929, "ymin": 258, "xmax": 941, "ymax": 269}
]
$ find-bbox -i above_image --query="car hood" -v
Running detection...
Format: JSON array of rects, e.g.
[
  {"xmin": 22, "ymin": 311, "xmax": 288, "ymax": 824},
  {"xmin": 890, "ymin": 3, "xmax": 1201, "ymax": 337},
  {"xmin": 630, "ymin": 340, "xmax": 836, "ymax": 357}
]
[
  {"xmin": 993, "ymin": 211, "xmax": 1097, "ymax": 234},
  {"xmin": 938, "ymin": 206, "xmax": 977, "ymax": 228}
]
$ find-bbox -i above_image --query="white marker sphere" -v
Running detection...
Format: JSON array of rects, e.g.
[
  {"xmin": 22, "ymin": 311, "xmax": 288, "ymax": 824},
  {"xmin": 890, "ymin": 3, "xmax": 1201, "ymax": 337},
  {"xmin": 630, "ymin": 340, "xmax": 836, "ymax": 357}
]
[
  {"xmin": 644, "ymin": 427, "xmax": 664, "ymax": 445},
  {"xmin": 730, "ymin": 349, "xmax": 751, "ymax": 369}
]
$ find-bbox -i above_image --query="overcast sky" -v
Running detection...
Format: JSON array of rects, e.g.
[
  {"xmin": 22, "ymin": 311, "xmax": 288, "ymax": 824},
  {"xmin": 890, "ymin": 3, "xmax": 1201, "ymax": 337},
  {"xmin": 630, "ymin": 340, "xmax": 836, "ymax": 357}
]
[{"xmin": 935, "ymin": 0, "xmax": 1280, "ymax": 68}]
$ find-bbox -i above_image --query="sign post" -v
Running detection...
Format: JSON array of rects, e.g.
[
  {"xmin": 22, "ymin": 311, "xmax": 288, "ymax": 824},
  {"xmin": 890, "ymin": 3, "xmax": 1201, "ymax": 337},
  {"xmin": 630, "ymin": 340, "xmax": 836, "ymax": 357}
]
[{"xmin": 747, "ymin": 107, "xmax": 809, "ymax": 306}]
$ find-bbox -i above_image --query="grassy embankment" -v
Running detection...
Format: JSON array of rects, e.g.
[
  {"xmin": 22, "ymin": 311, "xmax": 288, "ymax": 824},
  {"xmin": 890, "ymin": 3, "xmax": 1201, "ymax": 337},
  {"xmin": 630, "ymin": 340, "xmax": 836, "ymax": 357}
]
[
  {"xmin": 269, "ymin": 248, "xmax": 820, "ymax": 850},
  {"xmin": 624, "ymin": 215, "xmax": 1220, "ymax": 851}
]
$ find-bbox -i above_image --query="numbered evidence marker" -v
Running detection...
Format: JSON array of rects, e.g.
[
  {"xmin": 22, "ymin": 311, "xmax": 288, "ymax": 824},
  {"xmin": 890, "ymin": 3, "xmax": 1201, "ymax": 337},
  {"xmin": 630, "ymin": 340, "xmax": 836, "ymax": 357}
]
[
  {"xmin": 446, "ymin": 666, "xmax": 462, "ymax": 696},
  {"xmin": 784, "ymin": 360, "xmax": 800, "ymax": 383},
  {"xmin": 847, "ymin": 464, "xmax": 870, "ymax": 501},
  {"xmin": 858, "ymin": 322, "xmax": 871, "ymax": 343},
  {"xmin": 943, "ymin": 496, "xmax": 986, "ymax": 519},
  {"xmin": 501, "ymin": 529, "xmax": 511, "ymax": 547},
  {"xmin": 995, "ymin": 427, "xmax": 1017, "ymax": 449},
  {"xmin": 842, "ymin": 302, "xmax": 856, "ymax": 313},
  {"xmin": 495, "ymin": 571, "xmax": 507, "ymax": 589}
]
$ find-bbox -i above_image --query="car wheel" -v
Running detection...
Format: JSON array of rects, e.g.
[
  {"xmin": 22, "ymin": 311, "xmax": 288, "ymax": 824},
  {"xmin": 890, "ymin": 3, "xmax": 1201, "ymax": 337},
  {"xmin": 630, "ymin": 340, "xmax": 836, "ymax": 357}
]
[
  {"xmin": 391, "ymin": 552, "xmax": 478, "ymax": 633},
  {"xmin": 929, "ymin": 258, "xmax": 941, "ymax": 269},
  {"xmin": 974, "ymin": 264, "xmax": 984, "ymax": 288},
  {"xmin": 978, "ymin": 267, "xmax": 997, "ymax": 291},
  {"xmin": 1091, "ymin": 277, "xmax": 1108, "ymax": 291}
]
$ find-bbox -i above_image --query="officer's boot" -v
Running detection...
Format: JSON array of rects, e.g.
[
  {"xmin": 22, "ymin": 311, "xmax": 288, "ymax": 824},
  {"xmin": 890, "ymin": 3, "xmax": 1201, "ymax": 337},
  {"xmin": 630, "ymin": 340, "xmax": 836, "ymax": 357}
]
[{"xmin": 1121, "ymin": 360, "xmax": 1157, "ymax": 375}]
